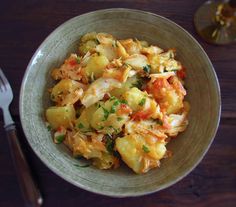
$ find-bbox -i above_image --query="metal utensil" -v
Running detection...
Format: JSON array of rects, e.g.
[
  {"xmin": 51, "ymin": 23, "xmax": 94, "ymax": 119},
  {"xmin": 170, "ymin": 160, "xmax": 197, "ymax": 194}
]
[{"xmin": 0, "ymin": 68, "xmax": 43, "ymax": 207}]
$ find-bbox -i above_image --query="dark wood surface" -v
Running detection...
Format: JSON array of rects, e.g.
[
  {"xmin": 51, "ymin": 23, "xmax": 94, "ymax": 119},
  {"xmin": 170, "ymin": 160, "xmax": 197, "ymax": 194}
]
[{"xmin": 0, "ymin": 0, "xmax": 236, "ymax": 206}]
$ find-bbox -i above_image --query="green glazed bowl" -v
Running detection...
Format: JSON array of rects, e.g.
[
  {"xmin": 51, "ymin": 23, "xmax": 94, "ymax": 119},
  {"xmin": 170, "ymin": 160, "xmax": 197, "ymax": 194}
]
[{"xmin": 20, "ymin": 8, "xmax": 221, "ymax": 197}]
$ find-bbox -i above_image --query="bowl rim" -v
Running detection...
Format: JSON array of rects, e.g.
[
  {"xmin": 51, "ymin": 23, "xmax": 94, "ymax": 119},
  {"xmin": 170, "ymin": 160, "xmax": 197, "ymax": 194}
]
[{"xmin": 19, "ymin": 8, "xmax": 221, "ymax": 197}]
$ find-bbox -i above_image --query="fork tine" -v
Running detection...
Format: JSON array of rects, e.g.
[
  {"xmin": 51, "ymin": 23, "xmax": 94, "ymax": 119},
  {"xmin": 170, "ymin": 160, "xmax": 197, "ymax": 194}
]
[
  {"xmin": 0, "ymin": 75, "xmax": 5, "ymax": 92},
  {"xmin": 0, "ymin": 68, "xmax": 11, "ymax": 91}
]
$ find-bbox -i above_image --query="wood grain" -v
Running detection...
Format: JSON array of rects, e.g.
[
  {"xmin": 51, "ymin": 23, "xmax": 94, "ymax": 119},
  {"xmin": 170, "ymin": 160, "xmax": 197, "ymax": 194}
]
[{"xmin": 0, "ymin": 0, "xmax": 235, "ymax": 206}]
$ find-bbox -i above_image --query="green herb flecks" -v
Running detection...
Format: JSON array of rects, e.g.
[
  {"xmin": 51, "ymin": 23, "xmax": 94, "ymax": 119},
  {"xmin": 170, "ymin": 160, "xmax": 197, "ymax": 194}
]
[
  {"xmin": 95, "ymin": 38, "xmax": 100, "ymax": 44},
  {"xmin": 143, "ymin": 65, "xmax": 151, "ymax": 73},
  {"xmin": 77, "ymin": 56, "xmax": 81, "ymax": 64},
  {"xmin": 120, "ymin": 99, "xmax": 128, "ymax": 104},
  {"xmin": 110, "ymin": 100, "xmax": 120, "ymax": 113},
  {"xmin": 142, "ymin": 145, "xmax": 150, "ymax": 153},
  {"xmin": 102, "ymin": 107, "xmax": 110, "ymax": 121},
  {"xmin": 78, "ymin": 123, "xmax": 84, "ymax": 129},
  {"xmin": 117, "ymin": 117, "xmax": 123, "ymax": 121},
  {"xmin": 105, "ymin": 137, "xmax": 115, "ymax": 154},
  {"xmin": 54, "ymin": 134, "xmax": 65, "ymax": 144},
  {"xmin": 139, "ymin": 98, "xmax": 146, "ymax": 106},
  {"xmin": 109, "ymin": 96, "xmax": 116, "ymax": 101},
  {"xmin": 47, "ymin": 125, "xmax": 52, "ymax": 131},
  {"xmin": 98, "ymin": 126, "xmax": 104, "ymax": 130}
]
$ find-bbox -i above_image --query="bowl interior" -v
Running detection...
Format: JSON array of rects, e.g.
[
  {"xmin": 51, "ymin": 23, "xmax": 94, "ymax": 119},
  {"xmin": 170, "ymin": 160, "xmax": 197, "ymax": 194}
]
[{"xmin": 20, "ymin": 9, "xmax": 221, "ymax": 197}]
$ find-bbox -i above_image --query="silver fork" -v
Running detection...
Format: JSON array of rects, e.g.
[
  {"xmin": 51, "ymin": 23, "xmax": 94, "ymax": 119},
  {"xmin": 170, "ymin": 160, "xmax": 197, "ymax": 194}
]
[{"xmin": 0, "ymin": 68, "xmax": 43, "ymax": 207}]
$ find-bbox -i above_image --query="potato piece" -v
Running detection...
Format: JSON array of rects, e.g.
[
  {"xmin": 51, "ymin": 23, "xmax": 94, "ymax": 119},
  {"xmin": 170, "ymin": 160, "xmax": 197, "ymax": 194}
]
[
  {"xmin": 165, "ymin": 90, "xmax": 183, "ymax": 115},
  {"xmin": 79, "ymin": 32, "xmax": 98, "ymax": 55},
  {"xmin": 46, "ymin": 105, "xmax": 76, "ymax": 129},
  {"xmin": 85, "ymin": 54, "xmax": 109, "ymax": 79},
  {"xmin": 81, "ymin": 32, "xmax": 97, "ymax": 42},
  {"xmin": 123, "ymin": 87, "xmax": 147, "ymax": 111},
  {"xmin": 116, "ymin": 134, "xmax": 166, "ymax": 173},
  {"xmin": 90, "ymin": 99, "xmax": 129, "ymax": 133},
  {"xmin": 51, "ymin": 79, "xmax": 83, "ymax": 106},
  {"xmin": 79, "ymin": 40, "xmax": 98, "ymax": 55},
  {"xmin": 76, "ymin": 104, "xmax": 97, "ymax": 132},
  {"xmin": 110, "ymin": 76, "xmax": 141, "ymax": 98}
]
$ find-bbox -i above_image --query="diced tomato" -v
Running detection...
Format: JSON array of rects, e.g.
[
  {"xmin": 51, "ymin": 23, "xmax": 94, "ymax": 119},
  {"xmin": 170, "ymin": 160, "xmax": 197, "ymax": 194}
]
[
  {"xmin": 132, "ymin": 109, "xmax": 152, "ymax": 121},
  {"xmin": 117, "ymin": 104, "xmax": 132, "ymax": 115},
  {"xmin": 177, "ymin": 67, "xmax": 186, "ymax": 79},
  {"xmin": 57, "ymin": 126, "xmax": 64, "ymax": 132},
  {"xmin": 68, "ymin": 59, "xmax": 78, "ymax": 66},
  {"xmin": 153, "ymin": 78, "xmax": 170, "ymax": 90}
]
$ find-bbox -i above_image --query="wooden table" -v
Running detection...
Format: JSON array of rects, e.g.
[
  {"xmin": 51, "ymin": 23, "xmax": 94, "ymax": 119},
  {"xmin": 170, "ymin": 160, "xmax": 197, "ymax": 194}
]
[{"xmin": 0, "ymin": 1, "xmax": 235, "ymax": 206}]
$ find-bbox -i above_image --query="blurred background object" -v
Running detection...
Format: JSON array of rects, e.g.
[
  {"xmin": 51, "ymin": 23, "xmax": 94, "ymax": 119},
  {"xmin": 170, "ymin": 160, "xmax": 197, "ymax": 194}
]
[{"xmin": 194, "ymin": 0, "xmax": 236, "ymax": 45}]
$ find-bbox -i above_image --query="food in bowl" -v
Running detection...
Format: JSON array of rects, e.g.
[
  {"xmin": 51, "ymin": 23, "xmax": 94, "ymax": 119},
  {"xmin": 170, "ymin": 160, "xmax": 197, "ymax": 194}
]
[{"xmin": 45, "ymin": 32, "xmax": 189, "ymax": 174}]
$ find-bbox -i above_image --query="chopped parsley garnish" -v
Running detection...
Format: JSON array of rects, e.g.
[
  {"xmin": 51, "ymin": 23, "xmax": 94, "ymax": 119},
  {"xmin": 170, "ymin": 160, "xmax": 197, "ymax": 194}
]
[
  {"xmin": 117, "ymin": 117, "xmax": 123, "ymax": 121},
  {"xmin": 105, "ymin": 137, "xmax": 115, "ymax": 154},
  {"xmin": 143, "ymin": 65, "xmax": 151, "ymax": 73},
  {"xmin": 77, "ymin": 56, "xmax": 81, "ymax": 64},
  {"xmin": 110, "ymin": 100, "xmax": 120, "ymax": 113},
  {"xmin": 109, "ymin": 96, "xmax": 116, "ymax": 101},
  {"xmin": 47, "ymin": 125, "xmax": 52, "ymax": 131},
  {"xmin": 139, "ymin": 98, "xmax": 146, "ymax": 106},
  {"xmin": 102, "ymin": 107, "xmax": 110, "ymax": 121},
  {"xmin": 120, "ymin": 99, "xmax": 128, "ymax": 104},
  {"xmin": 98, "ymin": 126, "xmax": 104, "ymax": 130},
  {"xmin": 142, "ymin": 145, "xmax": 150, "ymax": 153},
  {"xmin": 95, "ymin": 38, "xmax": 100, "ymax": 44},
  {"xmin": 78, "ymin": 123, "xmax": 84, "ymax": 129},
  {"xmin": 54, "ymin": 134, "xmax": 65, "ymax": 144}
]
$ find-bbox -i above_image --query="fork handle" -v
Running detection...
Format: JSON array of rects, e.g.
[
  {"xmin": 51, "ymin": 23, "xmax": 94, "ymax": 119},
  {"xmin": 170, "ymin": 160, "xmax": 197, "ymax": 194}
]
[{"xmin": 5, "ymin": 124, "xmax": 43, "ymax": 207}]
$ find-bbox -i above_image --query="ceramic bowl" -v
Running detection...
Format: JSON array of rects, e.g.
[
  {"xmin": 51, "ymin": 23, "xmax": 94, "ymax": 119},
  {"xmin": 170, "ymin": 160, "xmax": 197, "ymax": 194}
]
[{"xmin": 20, "ymin": 8, "xmax": 221, "ymax": 197}]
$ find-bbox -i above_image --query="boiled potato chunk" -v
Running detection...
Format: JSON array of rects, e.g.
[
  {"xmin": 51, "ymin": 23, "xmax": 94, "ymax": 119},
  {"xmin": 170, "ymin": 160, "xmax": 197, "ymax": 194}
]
[
  {"xmin": 76, "ymin": 104, "xmax": 97, "ymax": 132},
  {"xmin": 110, "ymin": 76, "xmax": 140, "ymax": 98},
  {"xmin": 46, "ymin": 105, "xmax": 76, "ymax": 129},
  {"xmin": 116, "ymin": 134, "xmax": 166, "ymax": 174},
  {"xmin": 85, "ymin": 54, "xmax": 109, "ymax": 79},
  {"xmin": 164, "ymin": 90, "xmax": 183, "ymax": 115},
  {"xmin": 51, "ymin": 79, "xmax": 83, "ymax": 105},
  {"xmin": 90, "ymin": 99, "xmax": 129, "ymax": 133},
  {"xmin": 79, "ymin": 40, "xmax": 98, "ymax": 55},
  {"xmin": 123, "ymin": 87, "xmax": 147, "ymax": 111}
]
